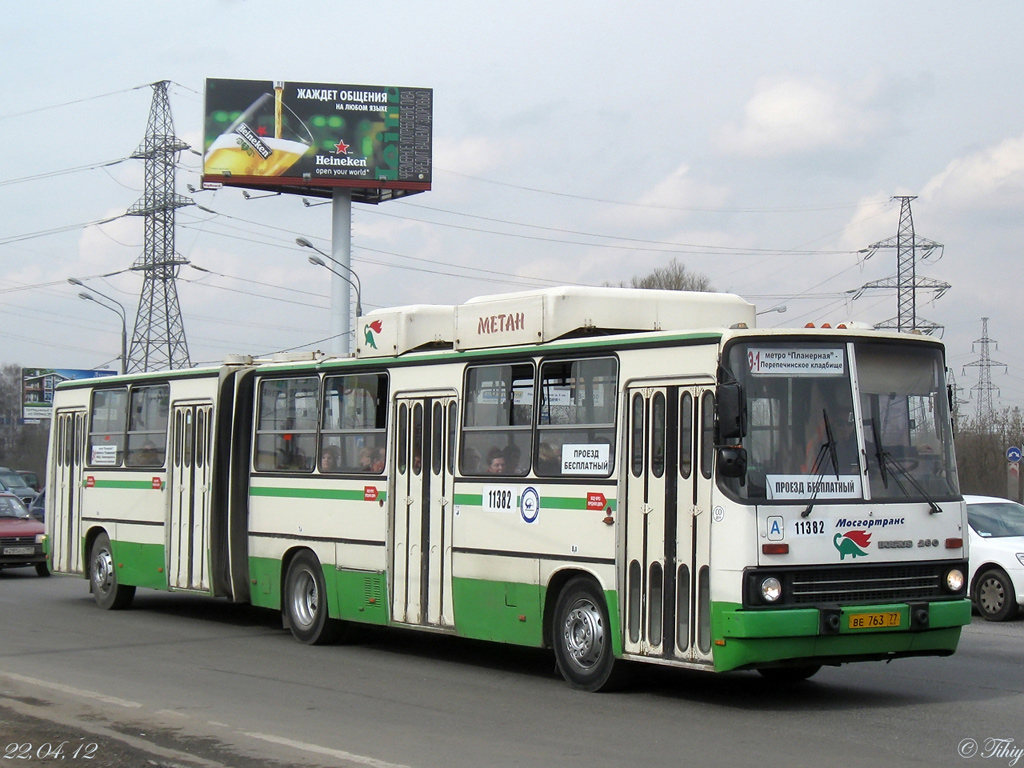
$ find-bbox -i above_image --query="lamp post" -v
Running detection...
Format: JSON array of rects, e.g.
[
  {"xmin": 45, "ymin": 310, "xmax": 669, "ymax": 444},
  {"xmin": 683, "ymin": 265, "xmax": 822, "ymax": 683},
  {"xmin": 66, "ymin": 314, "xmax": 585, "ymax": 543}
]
[
  {"xmin": 68, "ymin": 278, "xmax": 128, "ymax": 374},
  {"xmin": 296, "ymin": 237, "xmax": 363, "ymax": 356}
]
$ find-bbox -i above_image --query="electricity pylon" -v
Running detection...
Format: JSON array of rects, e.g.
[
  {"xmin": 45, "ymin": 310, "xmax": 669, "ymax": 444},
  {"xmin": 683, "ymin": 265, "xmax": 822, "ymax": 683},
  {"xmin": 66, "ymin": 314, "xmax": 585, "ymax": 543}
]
[
  {"xmin": 854, "ymin": 195, "xmax": 949, "ymax": 335},
  {"xmin": 125, "ymin": 80, "xmax": 194, "ymax": 372}
]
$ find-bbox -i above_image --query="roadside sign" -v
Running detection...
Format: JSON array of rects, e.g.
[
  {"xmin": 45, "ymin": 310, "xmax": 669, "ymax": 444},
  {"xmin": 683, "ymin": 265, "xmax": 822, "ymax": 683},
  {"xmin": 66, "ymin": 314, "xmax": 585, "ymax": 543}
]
[{"xmin": 1007, "ymin": 446, "xmax": 1022, "ymax": 463}]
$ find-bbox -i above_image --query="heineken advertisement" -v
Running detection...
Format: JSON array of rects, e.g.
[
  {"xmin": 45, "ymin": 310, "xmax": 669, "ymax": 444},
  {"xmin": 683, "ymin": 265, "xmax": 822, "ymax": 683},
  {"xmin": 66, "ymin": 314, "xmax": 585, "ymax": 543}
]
[{"xmin": 201, "ymin": 78, "xmax": 432, "ymax": 202}]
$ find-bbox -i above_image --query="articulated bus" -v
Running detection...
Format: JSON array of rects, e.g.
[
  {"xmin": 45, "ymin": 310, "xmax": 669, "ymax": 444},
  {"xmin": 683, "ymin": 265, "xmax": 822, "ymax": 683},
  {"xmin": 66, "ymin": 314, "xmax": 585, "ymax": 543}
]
[{"xmin": 46, "ymin": 287, "xmax": 970, "ymax": 690}]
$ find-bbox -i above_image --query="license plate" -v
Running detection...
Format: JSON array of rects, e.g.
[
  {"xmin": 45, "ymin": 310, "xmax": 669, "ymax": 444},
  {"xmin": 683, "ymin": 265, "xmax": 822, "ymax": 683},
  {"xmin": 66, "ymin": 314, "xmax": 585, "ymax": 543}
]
[
  {"xmin": 848, "ymin": 611, "xmax": 901, "ymax": 629},
  {"xmin": 2, "ymin": 546, "xmax": 34, "ymax": 556}
]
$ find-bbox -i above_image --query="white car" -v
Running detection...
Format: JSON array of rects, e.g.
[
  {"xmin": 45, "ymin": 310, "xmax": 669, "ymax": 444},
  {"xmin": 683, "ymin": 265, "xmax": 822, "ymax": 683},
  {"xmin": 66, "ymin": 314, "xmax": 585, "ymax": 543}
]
[{"xmin": 965, "ymin": 495, "xmax": 1024, "ymax": 621}]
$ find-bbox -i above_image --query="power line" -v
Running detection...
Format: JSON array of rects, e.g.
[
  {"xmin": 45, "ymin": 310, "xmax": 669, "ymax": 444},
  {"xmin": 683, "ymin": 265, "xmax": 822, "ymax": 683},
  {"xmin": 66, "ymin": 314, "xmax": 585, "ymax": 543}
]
[
  {"xmin": 0, "ymin": 158, "xmax": 129, "ymax": 188},
  {"xmin": 435, "ymin": 167, "xmax": 888, "ymax": 214},
  {"xmin": 0, "ymin": 84, "xmax": 150, "ymax": 121}
]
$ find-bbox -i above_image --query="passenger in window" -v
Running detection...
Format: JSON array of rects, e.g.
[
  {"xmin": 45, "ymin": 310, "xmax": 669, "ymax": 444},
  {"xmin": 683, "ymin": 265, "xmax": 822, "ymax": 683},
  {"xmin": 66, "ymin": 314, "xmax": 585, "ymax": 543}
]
[
  {"xmin": 461, "ymin": 447, "xmax": 481, "ymax": 474},
  {"xmin": 136, "ymin": 441, "xmax": 160, "ymax": 466},
  {"xmin": 357, "ymin": 446, "xmax": 374, "ymax": 472},
  {"xmin": 371, "ymin": 447, "xmax": 386, "ymax": 473},
  {"xmin": 320, "ymin": 445, "xmax": 340, "ymax": 473},
  {"xmin": 502, "ymin": 444, "xmax": 522, "ymax": 474},
  {"xmin": 486, "ymin": 448, "xmax": 507, "ymax": 474},
  {"xmin": 538, "ymin": 442, "xmax": 559, "ymax": 475}
]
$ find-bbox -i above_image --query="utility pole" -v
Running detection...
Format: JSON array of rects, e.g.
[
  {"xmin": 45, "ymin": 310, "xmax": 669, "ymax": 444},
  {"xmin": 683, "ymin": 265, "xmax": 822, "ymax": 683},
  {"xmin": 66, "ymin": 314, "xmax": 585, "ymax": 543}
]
[
  {"xmin": 125, "ymin": 80, "xmax": 194, "ymax": 372},
  {"xmin": 854, "ymin": 196, "xmax": 949, "ymax": 334}
]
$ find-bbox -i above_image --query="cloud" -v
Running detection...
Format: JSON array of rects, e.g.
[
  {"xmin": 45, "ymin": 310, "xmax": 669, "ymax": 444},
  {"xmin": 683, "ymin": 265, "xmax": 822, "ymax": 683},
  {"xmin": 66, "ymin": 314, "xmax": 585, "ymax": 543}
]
[
  {"xmin": 920, "ymin": 133, "xmax": 1024, "ymax": 211},
  {"xmin": 718, "ymin": 75, "xmax": 888, "ymax": 157}
]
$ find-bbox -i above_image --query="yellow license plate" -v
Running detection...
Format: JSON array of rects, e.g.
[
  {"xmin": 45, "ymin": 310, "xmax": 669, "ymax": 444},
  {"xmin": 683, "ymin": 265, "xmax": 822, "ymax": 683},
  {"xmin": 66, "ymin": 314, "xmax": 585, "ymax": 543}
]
[{"xmin": 848, "ymin": 611, "xmax": 901, "ymax": 629}]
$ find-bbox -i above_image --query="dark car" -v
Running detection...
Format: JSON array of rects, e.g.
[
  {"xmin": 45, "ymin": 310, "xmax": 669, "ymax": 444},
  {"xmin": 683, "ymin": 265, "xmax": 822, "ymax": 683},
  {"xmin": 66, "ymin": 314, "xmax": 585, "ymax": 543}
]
[
  {"xmin": 28, "ymin": 490, "xmax": 45, "ymax": 523},
  {"xmin": 0, "ymin": 468, "xmax": 36, "ymax": 506},
  {"xmin": 0, "ymin": 492, "xmax": 49, "ymax": 577},
  {"xmin": 16, "ymin": 470, "xmax": 40, "ymax": 492}
]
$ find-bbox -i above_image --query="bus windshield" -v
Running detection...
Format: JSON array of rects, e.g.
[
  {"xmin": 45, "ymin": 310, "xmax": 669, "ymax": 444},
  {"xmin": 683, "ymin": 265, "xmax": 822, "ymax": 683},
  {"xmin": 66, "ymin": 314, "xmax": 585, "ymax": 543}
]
[{"xmin": 723, "ymin": 339, "xmax": 959, "ymax": 503}]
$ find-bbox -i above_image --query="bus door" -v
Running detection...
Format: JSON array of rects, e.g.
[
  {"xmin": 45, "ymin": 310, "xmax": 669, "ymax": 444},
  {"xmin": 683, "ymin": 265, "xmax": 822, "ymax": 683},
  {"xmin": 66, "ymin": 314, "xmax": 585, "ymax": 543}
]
[
  {"xmin": 390, "ymin": 393, "xmax": 457, "ymax": 627},
  {"xmin": 167, "ymin": 401, "xmax": 213, "ymax": 591},
  {"xmin": 50, "ymin": 409, "xmax": 86, "ymax": 573},
  {"xmin": 623, "ymin": 383, "xmax": 715, "ymax": 663}
]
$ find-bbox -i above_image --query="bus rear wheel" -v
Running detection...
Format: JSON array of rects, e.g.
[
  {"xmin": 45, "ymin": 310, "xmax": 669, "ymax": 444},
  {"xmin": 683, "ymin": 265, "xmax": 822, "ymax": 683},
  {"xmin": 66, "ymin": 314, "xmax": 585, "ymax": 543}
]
[
  {"xmin": 552, "ymin": 577, "xmax": 622, "ymax": 691},
  {"xmin": 284, "ymin": 551, "xmax": 342, "ymax": 645},
  {"xmin": 89, "ymin": 532, "xmax": 135, "ymax": 610}
]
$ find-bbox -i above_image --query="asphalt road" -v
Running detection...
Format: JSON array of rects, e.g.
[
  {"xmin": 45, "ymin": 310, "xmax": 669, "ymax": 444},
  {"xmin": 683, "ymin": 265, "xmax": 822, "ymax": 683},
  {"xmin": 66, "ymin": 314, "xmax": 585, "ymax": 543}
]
[{"xmin": 2, "ymin": 570, "xmax": 1023, "ymax": 768}]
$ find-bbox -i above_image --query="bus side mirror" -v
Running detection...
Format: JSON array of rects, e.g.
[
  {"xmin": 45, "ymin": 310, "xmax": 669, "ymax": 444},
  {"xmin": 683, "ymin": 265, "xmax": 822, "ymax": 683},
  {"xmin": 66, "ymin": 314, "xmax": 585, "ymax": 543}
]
[
  {"xmin": 717, "ymin": 382, "xmax": 746, "ymax": 439},
  {"xmin": 718, "ymin": 446, "xmax": 747, "ymax": 479}
]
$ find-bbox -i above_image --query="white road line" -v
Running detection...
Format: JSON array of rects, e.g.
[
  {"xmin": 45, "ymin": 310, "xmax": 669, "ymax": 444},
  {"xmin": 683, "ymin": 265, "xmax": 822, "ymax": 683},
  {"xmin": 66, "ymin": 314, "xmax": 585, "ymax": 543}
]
[
  {"xmin": 0, "ymin": 670, "xmax": 142, "ymax": 709},
  {"xmin": 242, "ymin": 731, "xmax": 414, "ymax": 768}
]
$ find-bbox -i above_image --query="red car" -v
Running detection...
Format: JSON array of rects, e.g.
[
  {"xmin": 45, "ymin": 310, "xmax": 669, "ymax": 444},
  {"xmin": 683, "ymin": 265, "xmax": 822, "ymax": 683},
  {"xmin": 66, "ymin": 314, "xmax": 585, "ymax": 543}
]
[{"xmin": 0, "ymin": 492, "xmax": 49, "ymax": 577}]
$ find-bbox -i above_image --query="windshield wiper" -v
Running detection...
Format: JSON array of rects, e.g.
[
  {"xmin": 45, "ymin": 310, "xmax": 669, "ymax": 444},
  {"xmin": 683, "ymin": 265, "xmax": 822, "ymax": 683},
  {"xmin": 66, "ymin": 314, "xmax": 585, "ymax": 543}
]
[
  {"xmin": 871, "ymin": 427, "xmax": 942, "ymax": 515},
  {"xmin": 801, "ymin": 409, "xmax": 839, "ymax": 518}
]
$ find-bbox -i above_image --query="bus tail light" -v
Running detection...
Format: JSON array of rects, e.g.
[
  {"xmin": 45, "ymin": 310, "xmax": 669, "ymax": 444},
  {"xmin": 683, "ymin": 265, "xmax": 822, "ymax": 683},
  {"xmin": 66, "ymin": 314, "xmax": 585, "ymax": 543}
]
[
  {"xmin": 945, "ymin": 538, "xmax": 963, "ymax": 549},
  {"xmin": 762, "ymin": 543, "xmax": 789, "ymax": 555}
]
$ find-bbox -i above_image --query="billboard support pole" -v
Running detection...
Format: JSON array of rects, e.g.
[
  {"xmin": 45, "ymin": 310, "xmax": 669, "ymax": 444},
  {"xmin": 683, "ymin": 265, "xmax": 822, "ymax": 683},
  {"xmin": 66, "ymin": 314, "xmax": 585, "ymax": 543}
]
[{"xmin": 331, "ymin": 188, "xmax": 353, "ymax": 356}]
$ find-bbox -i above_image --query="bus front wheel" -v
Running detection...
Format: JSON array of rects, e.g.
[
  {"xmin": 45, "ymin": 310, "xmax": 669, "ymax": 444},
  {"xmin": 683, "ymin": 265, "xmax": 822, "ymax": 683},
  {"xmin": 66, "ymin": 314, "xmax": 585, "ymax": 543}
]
[
  {"xmin": 552, "ymin": 577, "xmax": 622, "ymax": 691},
  {"xmin": 284, "ymin": 551, "xmax": 342, "ymax": 645},
  {"xmin": 89, "ymin": 533, "xmax": 135, "ymax": 610}
]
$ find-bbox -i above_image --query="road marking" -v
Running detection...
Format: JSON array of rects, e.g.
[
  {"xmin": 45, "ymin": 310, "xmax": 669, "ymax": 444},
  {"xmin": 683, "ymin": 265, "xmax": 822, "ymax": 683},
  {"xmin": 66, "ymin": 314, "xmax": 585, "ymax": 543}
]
[
  {"xmin": 0, "ymin": 670, "xmax": 142, "ymax": 708},
  {"xmin": 242, "ymin": 731, "xmax": 413, "ymax": 768}
]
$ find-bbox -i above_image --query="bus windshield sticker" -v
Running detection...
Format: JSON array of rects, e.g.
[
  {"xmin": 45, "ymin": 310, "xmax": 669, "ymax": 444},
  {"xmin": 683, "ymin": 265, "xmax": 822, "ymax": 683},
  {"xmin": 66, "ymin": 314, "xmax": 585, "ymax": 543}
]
[
  {"xmin": 561, "ymin": 443, "xmax": 610, "ymax": 475},
  {"xmin": 91, "ymin": 445, "xmax": 118, "ymax": 466},
  {"xmin": 748, "ymin": 348, "xmax": 844, "ymax": 376},
  {"xmin": 766, "ymin": 474, "xmax": 861, "ymax": 500}
]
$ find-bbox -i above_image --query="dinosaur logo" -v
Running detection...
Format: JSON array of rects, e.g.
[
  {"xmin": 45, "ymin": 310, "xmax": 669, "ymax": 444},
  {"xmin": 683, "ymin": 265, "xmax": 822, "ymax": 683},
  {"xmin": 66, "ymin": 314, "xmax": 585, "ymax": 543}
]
[
  {"xmin": 833, "ymin": 530, "xmax": 871, "ymax": 560},
  {"xmin": 364, "ymin": 319, "xmax": 383, "ymax": 350}
]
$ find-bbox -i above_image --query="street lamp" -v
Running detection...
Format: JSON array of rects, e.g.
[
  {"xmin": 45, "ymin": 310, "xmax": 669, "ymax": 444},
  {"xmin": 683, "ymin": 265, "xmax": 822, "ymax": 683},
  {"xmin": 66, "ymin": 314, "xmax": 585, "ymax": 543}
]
[
  {"xmin": 306, "ymin": 255, "xmax": 363, "ymax": 317},
  {"xmin": 68, "ymin": 278, "xmax": 128, "ymax": 374},
  {"xmin": 296, "ymin": 237, "xmax": 364, "ymax": 356}
]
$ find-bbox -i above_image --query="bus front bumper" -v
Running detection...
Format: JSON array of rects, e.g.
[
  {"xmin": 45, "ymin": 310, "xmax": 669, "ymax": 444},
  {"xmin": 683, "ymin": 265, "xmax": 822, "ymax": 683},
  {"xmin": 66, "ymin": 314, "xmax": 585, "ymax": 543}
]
[{"xmin": 711, "ymin": 599, "xmax": 972, "ymax": 672}]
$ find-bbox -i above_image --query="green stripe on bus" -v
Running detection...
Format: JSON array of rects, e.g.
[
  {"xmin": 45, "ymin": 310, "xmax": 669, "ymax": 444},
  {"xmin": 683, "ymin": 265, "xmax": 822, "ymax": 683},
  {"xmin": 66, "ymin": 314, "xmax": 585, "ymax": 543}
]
[
  {"xmin": 250, "ymin": 486, "xmax": 387, "ymax": 502},
  {"xmin": 87, "ymin": 479, "xmax": 161, "ymax": 490},
  {"xmin": 453, "ymin": 493, "xmax": 616, "ymax": 511}
]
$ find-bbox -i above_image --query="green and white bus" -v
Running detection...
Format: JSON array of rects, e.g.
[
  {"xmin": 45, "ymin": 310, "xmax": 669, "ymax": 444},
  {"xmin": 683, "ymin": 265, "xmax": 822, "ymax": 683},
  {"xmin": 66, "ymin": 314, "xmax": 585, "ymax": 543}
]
[{"xmin": 45, "ymin": 286, "xmax": 970, "ymax": 690}]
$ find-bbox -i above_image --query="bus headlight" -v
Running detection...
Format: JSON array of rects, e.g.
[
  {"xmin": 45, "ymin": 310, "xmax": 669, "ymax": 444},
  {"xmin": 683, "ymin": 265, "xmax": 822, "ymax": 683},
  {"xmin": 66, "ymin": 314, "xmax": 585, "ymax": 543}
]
[
  {"xmin": 945, "ymin": 569, "xmax": 965, "ymax": 593},
  {"xmin": 760, "ymin": 577, "xmax": 782, "ymax": 603},
  {"xmin": 35, "ymin": 533, "xmax": 47, "ymax": 545}
]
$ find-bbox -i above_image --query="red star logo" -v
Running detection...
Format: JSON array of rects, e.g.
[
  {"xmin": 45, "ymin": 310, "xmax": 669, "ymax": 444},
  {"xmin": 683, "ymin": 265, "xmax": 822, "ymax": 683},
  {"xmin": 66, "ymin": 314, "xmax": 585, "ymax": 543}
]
[
  {"xmin": 334, "ymin": 139, "xmax": 349, "ymax": 155},
  {"xmin": 256, "ymin": 125, "xmax": 268, "ymax": 136}
]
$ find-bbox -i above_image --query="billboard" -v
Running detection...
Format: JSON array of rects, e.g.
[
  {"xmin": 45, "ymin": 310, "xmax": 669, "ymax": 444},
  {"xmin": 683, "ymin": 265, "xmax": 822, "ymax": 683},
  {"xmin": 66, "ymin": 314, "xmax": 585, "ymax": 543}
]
[
  {"xmin": 22, "ymin": 368, "xmax": 117, "ymax": 422},
  {"xmin": 201, "ymin": 78, "xmax": 432, "ymax": 203}
]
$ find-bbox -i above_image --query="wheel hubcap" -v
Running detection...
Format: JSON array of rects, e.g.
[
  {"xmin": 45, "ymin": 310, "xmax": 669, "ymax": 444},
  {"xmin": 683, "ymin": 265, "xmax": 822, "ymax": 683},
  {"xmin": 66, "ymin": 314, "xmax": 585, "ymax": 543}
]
[
  {"xmin": 979, "ymin": 577, "xmax": 1006, "ymax": 615},
  {"xmin": 563, "ymin": 598, "xmax": 604, "ymax": 669},
  {"xmin": 291, "ymin": 569, "xmax": 318, "ymax": 629},
  {"xmin": 92, "ymin": 548, "xmax": 114, "ymax": 594}
]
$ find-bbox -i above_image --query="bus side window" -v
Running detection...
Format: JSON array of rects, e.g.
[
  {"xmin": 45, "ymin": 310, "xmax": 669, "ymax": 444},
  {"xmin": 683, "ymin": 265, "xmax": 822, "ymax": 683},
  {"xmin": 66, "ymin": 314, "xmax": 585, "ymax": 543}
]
[{"xmin": 88, "ymin": 387, "xmax": 128, "ymax": 467}]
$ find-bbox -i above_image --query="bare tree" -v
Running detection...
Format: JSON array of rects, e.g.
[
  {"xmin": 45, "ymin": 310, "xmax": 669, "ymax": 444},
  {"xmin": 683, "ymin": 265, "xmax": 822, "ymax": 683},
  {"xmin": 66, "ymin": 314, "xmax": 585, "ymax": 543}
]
[
  {"xmin": 619, "ymin": 258, "xmax": 713, "ymax": 292},
  {"xmin": 0, "ymin": 364, "xmax": 49, "ymax": 476},
  {"xmin": 955, "ymin": 405, "xmax": 1023, "ymax": 499}
]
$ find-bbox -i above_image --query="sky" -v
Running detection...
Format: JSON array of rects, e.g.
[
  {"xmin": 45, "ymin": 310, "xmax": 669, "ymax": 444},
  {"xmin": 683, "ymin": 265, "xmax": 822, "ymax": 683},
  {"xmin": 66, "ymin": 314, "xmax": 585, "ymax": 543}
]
[{"xmin": 2, "ymin": 1, "xmax": 1024, "ymax": 422}]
